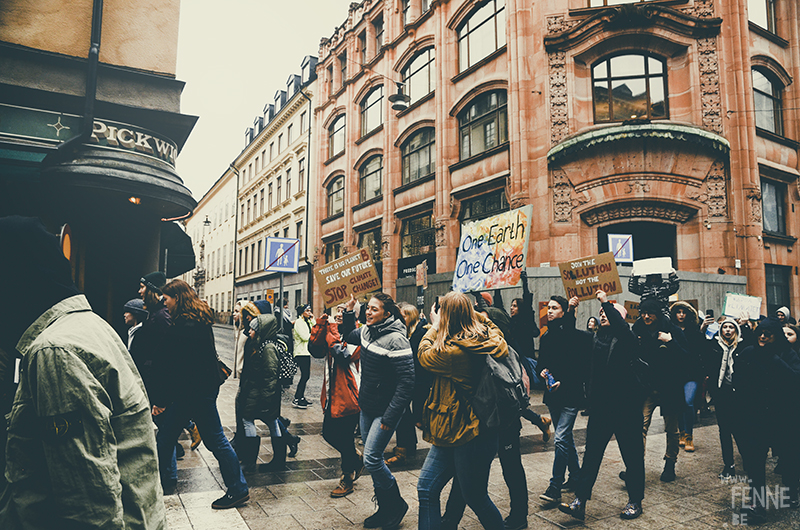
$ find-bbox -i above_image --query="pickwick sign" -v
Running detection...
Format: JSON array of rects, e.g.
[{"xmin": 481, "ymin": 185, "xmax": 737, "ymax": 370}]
[
  {"xmin": 558, "ymin": 252, "xmax": 622, "ymax": 301},
  {"xmin": 315, "ymin": 249, "xmax": 382, "ymax": 309}
]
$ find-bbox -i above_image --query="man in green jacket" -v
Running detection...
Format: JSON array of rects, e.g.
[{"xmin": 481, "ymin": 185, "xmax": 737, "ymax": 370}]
[{"xmin": 0, "ymin": 216, "xmax": 165, "ymax": 529}]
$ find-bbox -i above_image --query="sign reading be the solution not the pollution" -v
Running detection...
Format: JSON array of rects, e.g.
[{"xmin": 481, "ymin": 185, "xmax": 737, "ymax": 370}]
[
  {"xmin": 558, "ymin": 252, "xmax": 622, "ymax": 301},
  {"xmin": 315, "ymin": 249, "xmax": 382, "ymax": 309}
]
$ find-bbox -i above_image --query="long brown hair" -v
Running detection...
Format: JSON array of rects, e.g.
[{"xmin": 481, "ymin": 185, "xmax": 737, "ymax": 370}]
[
  {"xmin": 433, "ymin": 291, "xmax": 483, "ymax": 352},
  {"xmin": 162, "ymin": 279, "xmax": 214, "ymax": 325},
  {"xmin": 397, "ymin": 302, "xmax": 419, "ymax": 338}
]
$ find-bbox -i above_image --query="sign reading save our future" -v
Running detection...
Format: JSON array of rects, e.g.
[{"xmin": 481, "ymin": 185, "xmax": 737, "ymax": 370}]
[
  {"xmin": 314, "ymin": 249, "xmax": 382, "ymax": 309},
  {"xmin": 452, "ymin": 206, "xmax": 533, "ymax": 293},
  {"xmin": 558, "ymin": 252, "xmax": 623, "ymax": 301}
]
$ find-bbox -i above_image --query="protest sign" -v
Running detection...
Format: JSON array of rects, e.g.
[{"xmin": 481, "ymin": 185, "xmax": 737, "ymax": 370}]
[
  {"xmin": 416, "ymin": 260, "xmax": 428, "ymax": 289},
  {"xmin": 557, "ymin": 252, "xmax": 622, "ymax": 301},
  {"xmin": 624, "ymin": 300, "xmax": 639, "ymax": 324},
  {"xmin": 452, "ymin": 205, "xmax": 533, "ymax": 293},
  {"xmin": 722, "ymin": 292, "xmax": 762, "ymax": 319},
  {"xmin": 314, "ymin": 249, "xmax": 382, "ymax": 309}
]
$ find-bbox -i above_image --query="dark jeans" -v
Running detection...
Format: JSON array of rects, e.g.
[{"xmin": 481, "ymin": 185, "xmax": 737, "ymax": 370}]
[
  {"xmin": 577, "ymin": 403, "xmax": 645, "ymax": 503},
  {"xmin": 713, "ymin": 386, "xmax": 737, "ymax": 468},
  {"xmin": 394, "ymin": 406, "xmax": 417, "ymax": 450},
  {"xmin": 418, "ymin": 428, "xmax": 503, "ymax": 530},
  {"xmin": 294, "ymin": 356, "xmax": 311, "ymax": 399},
  {"xmin": 156, "ymin": 391, "xmax": 247, "ymax": 497},
  {"xmin": 322, "ymin": 412, "xmax": 361, "ymax": 475}
]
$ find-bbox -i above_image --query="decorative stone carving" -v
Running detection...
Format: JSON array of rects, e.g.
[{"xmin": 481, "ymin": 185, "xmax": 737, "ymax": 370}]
[
  {"xmin": 687, "ymin": 160, "xmax": 728, "ymax": 218},
  {"xmin": 549, "ymin": 52, "xmax": 569, "ymax": 145},
  {"xmin": 582, "ymin": 203, "xmax": 696, "ymax": 226},
  {"xmin": 380, "ymin": 237, "xmax": 391, "ymax": 260},
  {"xmin": 747, "ymin": 189, "xmax": 763, "ymax": 223},
  {"xmin": 625, "ymin": 181, "xmax": 651, "ymax": 194},
  {"xmin": 508, "ymin": 195, "xmax": 528, "ymax": 210},
  {"xmin": 449, "ymin": 196, "xmax": 459, "ymax": 218},
  {"xmin": 546, "ymin": 15, "xmax": 579, "ymax": 35},
  {"xmin": 552, "ymin": 169, "xmax": 587, "ymax": 223},
  {"xmin": 434, "ymin": 219, "xmax": 448, "ymax": 247},
  {"xmin": 681, "ymin": 0, "xmax": 714, "ymax": 18},
  {"xmin": 698, "ymin": 37, "xmax": 723, "ymax": 134}
]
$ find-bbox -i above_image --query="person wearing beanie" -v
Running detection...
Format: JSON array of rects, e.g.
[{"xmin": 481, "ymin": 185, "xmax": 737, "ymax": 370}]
[
  {"xmin": 0, "ymin": 216, "xmax": 165, "ymax": 528},
  {"xmin": 776, "ymin": 306, "xmax": 796, "ymax": 325},
  {"xmin": 292, "ymin": 304, "xmax": 316, "ymax": 409},
  {"xmin": 123, "ymin": 298, "xmax": 149, "ymax": 348}
]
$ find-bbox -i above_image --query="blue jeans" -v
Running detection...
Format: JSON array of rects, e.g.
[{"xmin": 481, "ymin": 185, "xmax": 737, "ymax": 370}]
[
  {"xmin": 156, "ymin": 391, "xmax": 248, "ymax": 497},
  {"xmin": 360, "ymin": 413, "xmax": 397, "ymax": 491},
  {"xmin": 243, "ymin": 417, "xmax": 280, "ymax": 438},
  {"xmin": 418, "ymin": 429, "xmax": 503, "ymax": 530},
  {"xmin": 548, "ymin": 405, "xmax": 580, "ymax": 489},
  {"xmin": 677, "ymin": 381, "xmax": 698, "ymax": 436}
]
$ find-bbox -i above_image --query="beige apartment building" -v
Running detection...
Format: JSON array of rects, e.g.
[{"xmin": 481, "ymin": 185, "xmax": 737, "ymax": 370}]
[{"xmin": 234, "ymin": 57, "xmax": 318, "ymax": 313}]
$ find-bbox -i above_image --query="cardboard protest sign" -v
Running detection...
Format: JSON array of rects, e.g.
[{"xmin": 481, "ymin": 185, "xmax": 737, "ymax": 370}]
[
  {"xmin": 452, "ymin": 205, "xmax": 533, "ymax": 293},
  {"xmin": 314, "ymin": 249, "xmax": 382, "ymax": 309},
  {"xmin": 416, "ymin": 260, "xmax": 428, "ymax": 289},
  {"xmin": 624, "ymin": 300, "xmax": 640, "ymax": 324},
  {"xmin": 539, "ymin": 301, "xmax": 549, "ymax": 336},
  {"xmin": 557, "ymin": 252, "xmax": 622, "ymax": 301},
  {"xmin": 722, "ymin": 292, "xmax": 762, "ymax": 319}
]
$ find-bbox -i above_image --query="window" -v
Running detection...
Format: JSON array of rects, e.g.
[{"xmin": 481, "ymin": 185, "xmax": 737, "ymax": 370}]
[
  {"xmin": 284, "ymin": 227, "xmax": 289, "ymax": 238},
  {"xmin": 278, "ymin": 134, "xmax": 283, "ymax": 153},
  {"xmin": 297, "ymin": 221, "xmax": 303, "ymax": 256},
  {"xmin": 243, "ymin": 247, "xmax": 249, "ymax": 274},
  {"xmin": 298, "ymin": 159, "xmax": 305, "ymax": 191},
  {"xmin": 359, "ymin": 155, "xmax": 383, "ymax": 203},
  {"xmin": 592, "ymin": 54, "xmax": 667, "ymax": 123},
  {"xmin": 329, "ymin": 115, "xmax": 346, "ymax": 157},
  {"xmin": 260, "ymin": 189, "xmax": 264, "ymax": 216},
  {"xmin": 240, "ymin": 203, "xmax": 244, "ymax": 226},
  {"xmin": 359, "ymin": 32, "xmax": 367, "ymax": 64},
  {"xmin": 300, "ymin": 112, "xmax": 307, "ymax": 133},
  {"xmin": 752, "ymin": 69, "xmax": 783, "ymax": 135},
  {"xmin": 422, "ymin": 0, "xmax": 430, "ymax": 13},
  {"xmin": 268, "ymin": 183, "xmax": 273, "ymax": 210},
  {"xmin": 277, "ymin": 177, "xmax": 282, "ymax": 204},
  {"xmin": 287, "ymin": 124, "xmax": 293, "ymax": 144},
  {"xmin": 359, "ymin": 227, "xmax": 382, "ymax": 268},
  {"xmin": 246, "ymin": 199, "xmax": 251, "ymax": 224},
  {"xmin": 402, "ymin": 0, "xmax": 410, "ymax": 25},
  {"xmin": 239, "ymin": 249, "xmax": 243, "ymax": 276},
  {"xmin": 269, "ymin": 142, "xmax": 274, "ymax": 160},
  {"xmin": 327, "ymin": 176, "xmax": 344, "ymax": 216},
  {"xmin": 458, "ymin": 90, "xmax": 508, "ymax": 159},
  {"xmin": 327, "ymin": 65, "xmax": 334, "ymax": 95},
  {"xmin": 361, "ymin": 87, "xmax": 384, "ymax": 136},
  {"xmin": 286, "ymin": 168, "xmax": 292, "ymax": 199},
  {"xmin": 462, "ymin": 190, "xmax": 509, "ymax": 221},
  {"xmin": 402, "ymin": 48, "xmax": 435, "ymax": 104},
  {"xmin": 402, "ymin": 128, "xmax": 435, "ymax": 184},
  {"xmin": 340, "ymin": 52, "xmax": 348, "ymax": 84},
  {"xmin": 749, "ymin": 0, "xmax": 777, "ymax": 33},
  {"xmin": 761, "ymin": 179, "xmax": 786, "ymax": 235},
  {"xmin": 326, "ymin": 240, "xmax": 343, "ymax": 263},
  {"xmin": 374, "ymin": 15, "xmax": 384, "ymax": 51},
  {"xmin": 257, "ymin": 240, "xmax": 262, "ymax": 270},
  {"xmin": 402, "ymin": 214, "xmax": 435, "ymax": 258},
  {"xmin": 458, "ymin": 0, "xmax": 506, "ymax": 72},
  {"xmin": 242, "ymin": 168, "xmax": 246, "ymax": 182},
  {"xmin": 255, "ymin": 156, "xmax": 260, "ymax": 172},
  {"xmin": 222, "ymin": 244, "xmax": 227, "ymax": 274},
  {"xmin": 765, "ymin": 264, "xmax": 791, "ymax": 317},
  {"xmin": 251, "ymin": 243, "xmax": 256, "ymax": 272}
]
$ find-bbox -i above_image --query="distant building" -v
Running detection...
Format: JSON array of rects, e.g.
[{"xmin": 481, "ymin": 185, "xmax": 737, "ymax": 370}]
[{"xmin": 313, "ymin": 0, "xmax": 799, "ymax": 316}]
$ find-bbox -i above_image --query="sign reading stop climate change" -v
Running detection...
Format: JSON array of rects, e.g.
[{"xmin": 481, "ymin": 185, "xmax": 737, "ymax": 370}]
[
  {"xmin": 315, "ymin": 249, "xmax": 382, "ymax": 309},
  {"xmin": 452, "ymin": 205, "xmax": 533, "ymax": 293},
  {"xmin": 558, "ymin": 252, "xmax": 622, "ymax": 301}
]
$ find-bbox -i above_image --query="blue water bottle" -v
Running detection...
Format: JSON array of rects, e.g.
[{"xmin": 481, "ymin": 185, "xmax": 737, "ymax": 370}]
[{"xmin": 544, "ymin": 369, "xmax": 557, "ymax": 392}]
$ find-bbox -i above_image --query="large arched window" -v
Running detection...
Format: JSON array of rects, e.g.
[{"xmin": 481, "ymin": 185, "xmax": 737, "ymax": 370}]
[
  {"xmin": 328, "ymin": 115, "xmax": 346, "ymax": 158},
  {"xmin": 327, "ymin": 176, "xmax": 344, "ymax": 216},
  {"xmin": 359, "ymin": 155, "xmax": 383, "ymax": 203},
  {"xmin": 402, "ymin": 128, "xmax": 435, "ymax": 184},
  {"xmin": 457, "ymin": 0, "xmax": 506, "ymax": 72},
  {"xmin": 592, "ymin": 54, "xmax": 667, "ymax": 123},
  {"xmin": 360, "ymin": 87, "xmax": 383, "ymax": 136},
  {"xmin": 752, "ymin": 69, "xmax": 783, "ymax": 135},
  {"xmin": 402, "ymin": 48, "xmax": 435, "ymax": 104},
  {"xmin": 458, "ymin": 90, "xmax": 508, "ymax": 160}
]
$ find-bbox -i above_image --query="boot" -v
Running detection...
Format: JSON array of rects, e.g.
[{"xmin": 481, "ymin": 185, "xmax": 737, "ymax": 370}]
[
  {"xmin": 684, "ymin": 434, "xmax": 694, "ymax": 452},
  {"xmin": 363, "ymin": 490, "xmax": 386, "ymax": 529},
  {"xmin": 189, "ymin": 423, "xmax": 202, "ymax": 450},
  {"xmin": 660, "ymin": 459, "xmax": 676, "ymax": 482},
  {"xmin": 385, "ymin": 446, "xmax": 407, "ymax": 467},
  {"xmin": 240, "ymin": 436, "xmax": 260, "ymax": 475},
  {"xmin": 539, "ymin": 416, "xmax": 552, "ymax": 443},
  {"xmin": 558, "ymin": 497, "xmax": 585, "ymax": 520},
  {"xmin": 381, "ymin": 480, "xmax": 409, "ymax": 530},
  {"xmin": 678, "ymin": 431, "xmax": 686, "ymax": 447},
  {"xmin": 258, "ymin": 436, "xmax": 287, "ymax": 472}
]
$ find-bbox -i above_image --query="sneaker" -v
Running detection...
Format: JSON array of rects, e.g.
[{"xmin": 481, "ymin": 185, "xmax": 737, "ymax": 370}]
[
  {"xmin": 719, "ymin": 465, "xmax": 735, "ymax": 480},
  {"xmin": 299, "ymin": 397, "xmax": 312, "ymax": 407},
  {"xmin": 287, "ymin": 436, "xmax": 301, "ymax": 458},
  {"xmin": 292, "ymin": 397, "xmax": 308, "ymax": 409},
  {"xmin": 211, "ymin": 490, "xmax": 250, "ymax": 509},
  {"xmin": 539, "ymin": 485, "xmax": 561, "ymax": 503},
  {"xmin": 503, "ymin": 514, "xmax": 528, "ymax": 530},
  {"xmin": 620, "ymin": 501, "xmax": 642, "ymax": 520},
  {"xmin": 558, "ymin": 498, "xmax": 585, "ymax": 520},
  {"xmin": 331, "ymin": 473, "xmax": 354, "ymax": 498}
]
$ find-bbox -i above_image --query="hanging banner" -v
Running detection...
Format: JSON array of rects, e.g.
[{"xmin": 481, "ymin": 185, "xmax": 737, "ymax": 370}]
[
  {"xmin": 558, "ymin": 252, "xmax": 622, "ymax": 301},
  {"xmin": 314, "ymin": 249, "xmax": 382, "ymax": 309},
  {"xmin": 452, "ymin": 205, "xmax": 533, "ymax": 293}
]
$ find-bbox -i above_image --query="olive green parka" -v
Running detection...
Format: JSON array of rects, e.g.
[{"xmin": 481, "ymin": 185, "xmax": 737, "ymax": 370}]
[{"xmin": 237, "ymin": 314, "xmax": 281, "ymax": 421}]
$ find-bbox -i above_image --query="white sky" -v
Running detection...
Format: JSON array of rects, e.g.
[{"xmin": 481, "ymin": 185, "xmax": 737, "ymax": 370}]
[{"xmin": 175, "ymin": 0, "xmax": 355, "ymax": 200}]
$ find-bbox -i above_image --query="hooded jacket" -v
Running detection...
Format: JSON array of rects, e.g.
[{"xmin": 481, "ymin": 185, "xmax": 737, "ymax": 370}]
[
  {"xmin": 704, "ymin": 317, "xmax": 742, "ymax": 393},
  {"xmin": 310, "ymin": 315, "xmax": 361, "ymax": 418},
  {"xmin": 342, "ymin": 312, "xmax": 414, "ymax": 430},
  {"xmin": 669, "ymin": 301, "xmax": 706, "ymax": 382},
  {"xmin": 538, "ymin": 310, "xmax": 592, "ymax": 409},
  {"xmin": 237, "ymin": 314, "xmax": 281, "ymax": 421},
  {"xmin": 418, "ymin": 312, "xmax": 508, "ymax": 447},
  {"xmin": 588, "ymin": 301, "xmax": 642, "ymax": 409}
]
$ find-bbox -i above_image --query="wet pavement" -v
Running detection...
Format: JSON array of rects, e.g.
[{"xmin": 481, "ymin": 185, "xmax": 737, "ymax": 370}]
[{"xmin": 165, "ymin": 324, "xmax": 799, "ymax": 529}]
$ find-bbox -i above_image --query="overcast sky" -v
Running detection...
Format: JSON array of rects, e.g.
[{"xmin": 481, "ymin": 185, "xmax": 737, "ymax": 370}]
[{"xmin": 175, "ymin": 0, "xmax": 355, "ymax": 200}]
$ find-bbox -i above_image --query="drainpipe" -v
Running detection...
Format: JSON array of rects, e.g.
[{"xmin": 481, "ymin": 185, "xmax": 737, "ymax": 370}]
[{"xmin": 298, "ymin": 88, "xmax": 313, "ymax": 304}]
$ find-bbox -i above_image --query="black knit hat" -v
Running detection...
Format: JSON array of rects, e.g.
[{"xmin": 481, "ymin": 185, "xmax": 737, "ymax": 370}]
[
  {"xmin": 123, "ymin": 298, "xmax": 149, "ymax": 321},
  {"xmin": 639, "ymin": 298, "xmax": 664, "ymax": 316},
  {"xmin": 140, "ymin": 271, "xmax": 167, "ymax": 294}
]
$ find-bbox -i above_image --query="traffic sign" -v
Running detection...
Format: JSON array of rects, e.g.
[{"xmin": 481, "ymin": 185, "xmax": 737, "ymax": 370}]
[{"xmin": 264, "ymin": 237, "xmax": 299, "ymax": 273}]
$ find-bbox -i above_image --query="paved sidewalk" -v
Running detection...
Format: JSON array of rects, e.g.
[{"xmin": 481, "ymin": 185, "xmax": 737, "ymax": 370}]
[{"xmin": 164, "ymin": 327, "xmax": 799, "ymax": 529}]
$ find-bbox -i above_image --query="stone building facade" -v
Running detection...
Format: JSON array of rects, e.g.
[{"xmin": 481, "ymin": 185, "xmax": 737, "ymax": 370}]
[{"xmin": 313, "ymin": 0, "xmax": 799, "ymax": 317}]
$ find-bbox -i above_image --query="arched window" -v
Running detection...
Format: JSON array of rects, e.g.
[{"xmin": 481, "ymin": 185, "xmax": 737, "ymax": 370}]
[
  {"xmin": 752, "ymin": 69, "xmax": 783, "ymax": 135},
  {"xmin": 458, "ymin": 90, "xmax": 508, "ymax": 160},
  {"xmin": 359, "ymin": 156, "xmax": 383, "ymax": 203},
  {"xmin": 401, "ymin": 128, "xmax": 435, "ymax": 184},
  {"xmin": 360, "ymin": 87, "xmax": 384, "ymax": 136},
  {"xmin": 457, "ymin": 0, "xmax": 506, "ymax": 72},
  {"xmin": 592, "ymin": 54, "xmax": 668, "ymax": 123},
  {"xmin": 328, "ymin": 115, "xmax": 346, "ymax": 158},
  {"xmin": 327, "ymin": 176, "xmax": 344, "ymax": 216},
  {"xmin": 402, "ymin": 48, "xmax": 435, "ymax": 104}
]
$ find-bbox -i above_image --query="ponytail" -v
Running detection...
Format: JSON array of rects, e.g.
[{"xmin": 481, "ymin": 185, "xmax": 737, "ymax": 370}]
[{"xmin": 371, "ymin": 292, "xmax": 404, "ymax": 324}]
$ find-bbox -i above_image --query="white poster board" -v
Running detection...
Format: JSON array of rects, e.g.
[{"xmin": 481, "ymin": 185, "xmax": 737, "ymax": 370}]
[{"xmin": 722, "ymin": 292, "xmax": 762, "ymax": 319}]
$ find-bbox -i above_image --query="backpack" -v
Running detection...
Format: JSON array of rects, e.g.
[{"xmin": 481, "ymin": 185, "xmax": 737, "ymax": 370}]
[
  {"xmin": 269, "ymin": 336, "xmax": 297, "ymax": 385},
  {"xmin": 470, "ymin": 345, "xmax": 530, "ymax": 430}
]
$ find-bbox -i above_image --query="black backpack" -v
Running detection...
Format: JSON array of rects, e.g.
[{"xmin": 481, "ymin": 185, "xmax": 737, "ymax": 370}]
[{"xmin": 470, "ymin": 345, "xmax": 530, "ymax": 430}]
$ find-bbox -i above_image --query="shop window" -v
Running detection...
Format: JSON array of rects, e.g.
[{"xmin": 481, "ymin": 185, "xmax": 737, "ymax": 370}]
[
  {"xmin": 458, "ymin": 90, "xmax": 508, "ymax": 159},
  {"xmin": 358, "ymin": 227, "xmax": 383, "ymax": 277},
  {"xmin": 359, "ymin": 155, "xmax": 383, "ymax": 203},
  {"xmin": 325, "ymin": 240, "xmax": 343, "ymax": 263},
  {"xmin": 592, "ymin": 53, "xmax": 668, "ymax": 123},
  {"xmin": 765, "ymin": 264, "xmax": 791, "ymax": 317},
  {"xmin": 402, "ymin": 128, "xmax": 435, "ymax": 185},
  {"xmin": 457, "ymin": 0, "xmax": 506, "ymax": 72},
  {"xmin": 748, "ymin": 0, "xmax": 778, "ymax": 34},
  {"xmin": 461, "ymin": 190, "xmax": 509, "ymax": 222},
  {"xmin": 402, "ymin": 48, "xmax": 435, "ymax": 104},
  {"xmin": 761, "ymin": 179, "xmax": 786, "ymax": 235},
  {"xmin": 327, "ymin": 176, "xmax": 344, "ymax": 216},
  {"xmin": 329, "ymin": 114, "xmax": 346, "ymax": 158},
  {"xmin": 360, "ymin": 86, "xmax": 384, "ymax": 136},
  {"xmin": 752, "ymin": 69, "xmax": 784, "ymax": 136},
  {"xmin": 401, "ymin": 213, "xmax": 435, "ymax": 258}
]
